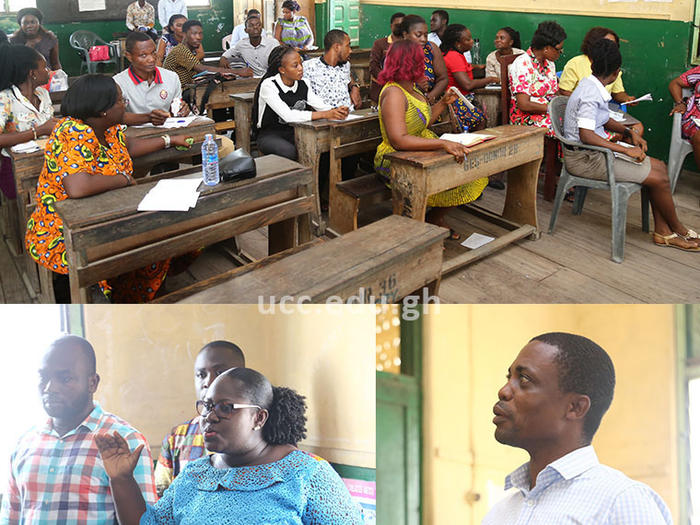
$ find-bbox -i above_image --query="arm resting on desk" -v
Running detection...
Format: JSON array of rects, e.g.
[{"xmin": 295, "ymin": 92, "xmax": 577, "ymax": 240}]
[{"xmin": 63, "ymin": 171, "xmax": 130, "ymax": 199}]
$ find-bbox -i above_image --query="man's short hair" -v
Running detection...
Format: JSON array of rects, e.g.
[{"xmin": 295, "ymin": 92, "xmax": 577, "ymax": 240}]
[
  {"xmin": 199, "ymin": 340, "xmax": 246, "ymax": 366},
  {"xmin": 390, "ymin": 12, "xmax": 405, "ymax": 23},
  {"xmin": 530, "ymin": 332, "xmax": 615, "ymax": 442},
  {"xmin": 182, "ymin": 20, "xmax": 202, "ymax": 33},
  {"xmin": 125, "ymin": 31, "xmax": 152, "ymax": 53},
  {"xmin": 324, "ymin": 29, "xmax": 348, "ymax": 50},
  {"xmin": 246, "ymin": 8, "xmax": 261, "ymax": 17},
  {"xmin": 52, "ymin": 335, "xmax": 97, "ymax": 375},
  {"xmin": 432, "ymin": 9, "xmax": 449, "ymax": 24}
]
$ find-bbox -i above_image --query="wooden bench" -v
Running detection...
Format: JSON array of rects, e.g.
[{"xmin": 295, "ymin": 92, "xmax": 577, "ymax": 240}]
[
  {"xmin": 54, "ymin": 155, "xmax": 314, "ymax": 303},
  {"xmin": 160, "ymin": 215, "xmax": 448, "ymax": 304}
]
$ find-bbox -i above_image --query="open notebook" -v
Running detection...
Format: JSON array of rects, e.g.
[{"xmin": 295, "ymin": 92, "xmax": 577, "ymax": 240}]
[{"xmin": 440, "ymin": 133, "xmax": 496, "ymax": 147}]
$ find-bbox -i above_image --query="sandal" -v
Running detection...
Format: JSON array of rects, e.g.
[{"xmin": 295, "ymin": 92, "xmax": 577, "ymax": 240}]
[
  {"xmin": 653, "ymin": 232, "xmax": 700, "ymax": 252},
  {"xmin": 449, "ymin": 229, "xmax": 461, "ymax": 241},
  {"xmin": 682, "ymin": 229, "xmax": 699, "ymax": 239}
]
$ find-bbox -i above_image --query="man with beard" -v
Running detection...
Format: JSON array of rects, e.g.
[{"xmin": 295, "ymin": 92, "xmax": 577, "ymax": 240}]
[
  {"xmin": 483, "ymin": 332, "xmax": 672, "ymax": 524},
  {"xmin": 369, "ymin": 12, "xmax": 404, "ymax": 103},
  {"xmin": 0, "ymin": 335, "xmax": 156, "ymax": 523},
  {"xmin": 154, "ymin": 340, "xmax": 245, "ymax": 497}
]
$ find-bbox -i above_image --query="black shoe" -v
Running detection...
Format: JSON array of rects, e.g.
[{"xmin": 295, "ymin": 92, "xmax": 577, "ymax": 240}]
[{"xmin": 488, "ymin": 179, "xmax": 505, "ymax": 190}]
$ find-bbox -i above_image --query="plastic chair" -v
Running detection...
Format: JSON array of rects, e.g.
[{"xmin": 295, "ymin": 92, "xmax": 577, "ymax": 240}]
[
  {"xmin": 69, "ymin": 30, "xmax": 118, "ymax": 74},
  {"xmin": 547, "ymin": 96, "xmax": 650, "ymax": 263},
  {"xmin": 222, "ymin": 34, "xmax": 232, "ymax": 50},
  {"xmin": 667, "ymin": 87, "xmax": 693, "ymax": 193}
]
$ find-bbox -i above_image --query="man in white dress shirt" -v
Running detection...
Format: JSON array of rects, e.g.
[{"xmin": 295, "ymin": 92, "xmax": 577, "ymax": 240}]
[
  {"xmin": 483, "ymin": 332, "xmax": 672, "ymax": 524},
  {"xmin": 228, "ymin": 9, "xmax": 267, "ymax": 48},
  {"xmin": 158, "ymin": 0, "xmax": 187, "ymax": 31}
]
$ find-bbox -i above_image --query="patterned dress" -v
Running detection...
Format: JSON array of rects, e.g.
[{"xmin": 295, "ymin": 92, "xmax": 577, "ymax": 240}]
[
  {"xmin": 423, "ymin": 42, "xmax": 436, "ymax": 92},
  {"xmin": 24, "ymin": 117, "xmax": 171, "ymax": 302},
  {"xmin": 679, "ymin": 65, "xmax": 700, "ymax": 140},
  {"xmin": 277, "ymin": 16, "xmax": 314, "ymax": 49},
  {"xmin": 508, "ymin": 47, "xmax": 558, "ymax": 137},
  {"xmin": 374, "ymin": 82, "xmax": 487, "ymax": 207},
  {"xmin": 154, "ymin": 417, "xmax": 209, "ymax": 498},
  {"xmin": 443, "ymin": 49, "xmax": 487, "ymax": 132}
]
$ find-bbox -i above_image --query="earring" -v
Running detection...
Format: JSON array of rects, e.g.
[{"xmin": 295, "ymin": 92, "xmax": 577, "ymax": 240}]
[{"xmin": 253, "ymin": 425, "xmax": 261, "ymax": 431}]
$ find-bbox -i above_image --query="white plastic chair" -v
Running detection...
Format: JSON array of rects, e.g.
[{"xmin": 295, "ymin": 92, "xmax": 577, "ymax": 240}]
[
  {"xmin": 222, "ymin": 34, "xmax": 232, "ymax": 50},
  {"xmin": 667, "ymin": 87, "xmax": 693, "ymax": 193}
]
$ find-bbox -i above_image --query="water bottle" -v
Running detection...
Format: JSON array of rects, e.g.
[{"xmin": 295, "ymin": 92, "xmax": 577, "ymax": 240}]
[
  {"xmin": 472, "ymin": 39, "xmax": 481, "ymax": 64},
  {"xmin": 201, "ymin": 134, "xmax": 219, "ymax": 186}
]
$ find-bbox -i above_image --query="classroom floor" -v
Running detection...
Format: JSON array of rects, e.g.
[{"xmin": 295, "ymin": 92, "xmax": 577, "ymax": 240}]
[{"xmin": 4, "ymin": 170, "xmax": 700, "ymax": 303}]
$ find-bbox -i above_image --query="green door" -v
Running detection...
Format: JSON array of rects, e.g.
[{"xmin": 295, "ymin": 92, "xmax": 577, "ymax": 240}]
[
  {"xmin": 376, "ymin": 314, "xmax": 422, "ymax": 525},
  {"xmin": 327, "ymin": 0, "xmax": 359, "ymax": 45}
]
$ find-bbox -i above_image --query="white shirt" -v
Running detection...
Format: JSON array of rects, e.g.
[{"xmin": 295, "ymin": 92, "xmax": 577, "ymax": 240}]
[
  {"xmin": 0, "ymin": 85, "xmax": 54, "ymax": 156},
  {"xmin": 113, "ymin": 66, "xmax": 182, "ymax": 114},
  {"xmin": 256, "ymin": 73, "xmax": 331, "ymax": 128},
  {"xmin": 482, "ymin": 446, "xmax": 672, "ymax": 525},
  {"xmin": 158, "ymin": 0, "xmax": 187, "ymax": 29},
  {"xmin": 229, "ymin": 23, "xmax": 267, "ymax": 47},
  {"xmin": 302, "ymin": 57, "xmax": 353, "ymax": 110},
  {"xmin": 222, "ymin": 36, "xmax": 277, "ymax": 76},
  {"xmin": 428, "ymin": 32, "xmax": 472, "ymax": 63}
]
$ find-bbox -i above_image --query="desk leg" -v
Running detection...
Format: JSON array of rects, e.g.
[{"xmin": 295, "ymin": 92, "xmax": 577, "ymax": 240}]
[
  {"xmin": 269, "ymin": 219, "xmax": 296, "ymax": 255},
  {"xmin": 234, "ymin": 101, "xmax": 251, "ymax": 152},
  {"xmin": 391, "ymin": 165, "xmax": 429, "ymax": 221},
  {"xmin": 294, "ymin": 131, "xmax": 324, "ymax": 235},
  {"xmin": 503, "ymin": 157, "xmax": 541, "ymax": 234}
]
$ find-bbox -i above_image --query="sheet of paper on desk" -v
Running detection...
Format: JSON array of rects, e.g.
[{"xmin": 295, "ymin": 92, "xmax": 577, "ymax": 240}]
[
  {"xmin": 461, "ymin": 232, "xmax": 495, "ymax": 249},
  {"xmin": 160, "ymin": 116, "xmax": 199, "ymax": 128},
  {"xmin": 440, "ymin": 133, "xmax": 496, "ymax": 147},
  {"xmin": 329, "ymin": 113, "xmax": 365, "ymax": 122},
  {"xmin": 137, "ymin": 179, "xmax": 202, "ymax": 212},
  {"xmin": 11, "ymin": 140, "xmax": 41, "ymax": 153}
]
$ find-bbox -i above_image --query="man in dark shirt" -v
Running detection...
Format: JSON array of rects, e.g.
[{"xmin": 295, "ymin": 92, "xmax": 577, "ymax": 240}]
[{"xmin": 369, "ymin": 12, "xmax": 404, "ymax": 103}]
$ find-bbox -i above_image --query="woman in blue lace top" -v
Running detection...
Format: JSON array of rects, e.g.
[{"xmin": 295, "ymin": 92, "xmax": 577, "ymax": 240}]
[{"xmin": 96, "ymin": 368, "xmax": 363, "ymax": 524}]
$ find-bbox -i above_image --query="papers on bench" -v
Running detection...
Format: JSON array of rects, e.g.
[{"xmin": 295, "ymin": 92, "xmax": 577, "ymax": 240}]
[
  {"xmin": 440, "ymin": 132, "xmax": 496, "ymax": 147},
  {"xmin": 619, "ymin": 93, "xmax": 652, "ymax": 106},
  {"xmin": 461, "ymin": 232, "xmax": 495, "ymax": 249},
  {"xmin": 137, "ymin": 178, "xmax": 202, "ymax": 212}
]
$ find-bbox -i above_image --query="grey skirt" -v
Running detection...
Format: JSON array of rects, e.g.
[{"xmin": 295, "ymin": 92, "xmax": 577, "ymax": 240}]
[{"xmin": 563, "ymin": 148, "xmax": 651, "ymax": 184}]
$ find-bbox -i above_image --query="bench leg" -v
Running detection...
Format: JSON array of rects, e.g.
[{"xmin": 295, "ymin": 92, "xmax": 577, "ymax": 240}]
[
  {"xmin": 269, "ymin": 219, "xmax": 296, "ymax": 255},
  {"xmin": 37, "ymin": 265, "xmax": 55, "ymax": 304},
  {"xmin": 330, "ymin": 194, "xmax": 360, "ymax": 234}
]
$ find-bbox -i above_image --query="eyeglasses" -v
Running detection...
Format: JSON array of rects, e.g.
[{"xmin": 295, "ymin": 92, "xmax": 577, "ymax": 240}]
[
  {"xmin": 195, "ymin": 400, "xmax": 262, "ymax": 419},
  {"xmin": 550, "ymin": 44, "xmax": 564, "ymax": 53}
]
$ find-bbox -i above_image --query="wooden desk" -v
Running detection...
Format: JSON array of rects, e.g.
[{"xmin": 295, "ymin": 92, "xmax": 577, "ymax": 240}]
[
  {"xmin": 386, "ymin": 125, "xmax": 546, "ymax": 274},
  {"xmin": 231, "ymin": 92, "xmax": 255, "ymax": 153},
  {"xmin": 55, "ymin": 155, "xmax": 314, "ymax": 303},
  {"xmin": 175, "ymin": 214, "xmax": 448, "ymax": 304}
]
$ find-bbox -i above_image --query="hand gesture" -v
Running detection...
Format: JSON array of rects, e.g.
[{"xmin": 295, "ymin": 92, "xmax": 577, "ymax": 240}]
[
  {"xmin": 441, "ymin": 140, "xmax": 470, "ymax": 163},
  {"xmin": 149, "ymin": 109, "xmax": 169, "ymax": 126},
  {"xmin": 629, "ymin": 133, "xmax": 648, "ymax": 153},
  {"xmin": 37, "ymin": 118, "xmax": 59, "ymax": 137},
  {"xmin": 95, "ymin": 431, "xmax": 144, "ymax": 481},
  {"xmin": 670, "ymin": 101, "xmax": 686, "ymax": 115},
  {"xmin": 623, "ymin": 94, "xmax": 638, "ymax": 107}
]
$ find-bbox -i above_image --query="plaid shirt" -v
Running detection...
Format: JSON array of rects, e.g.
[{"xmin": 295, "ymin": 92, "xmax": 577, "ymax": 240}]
[
  {"xmin": 162, "ymin": 43, "xmax": 201, "ymax": 87},
  {"xmin": 0, "ymin": 403, "xmax": 157, "ymax": 524},
  {"xmin": 482, "ymin": 446, "xmax": 672, "ymax": 524},
  {"xmin": 154, "ymin": 417, "xmax": 210, "ymax": 498}
]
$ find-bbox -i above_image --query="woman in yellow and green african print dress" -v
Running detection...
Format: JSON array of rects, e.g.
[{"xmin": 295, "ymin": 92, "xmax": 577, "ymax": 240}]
[
  {"xmin": 25, "ymin": 74, "xmax": 194, "ymax": 302},
  {"xmin": 374, "ymin": 40, "xmax": 487, "ymax": 239}
]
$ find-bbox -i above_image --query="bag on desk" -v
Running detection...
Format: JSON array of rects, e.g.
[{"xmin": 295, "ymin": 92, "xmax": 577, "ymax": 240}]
[{"xmin": 220, "ymin": 148, "xmax": 256, "ymax": 182}]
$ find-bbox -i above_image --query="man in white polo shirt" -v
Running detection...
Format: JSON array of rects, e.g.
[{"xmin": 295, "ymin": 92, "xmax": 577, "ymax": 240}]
[
  {"xmin": 114, "ymin": 31, "xmax": 184, "ymax": 126},
  {"xmin": 219, "ymin": 15, "xmax": 276, "ymax": 77}
]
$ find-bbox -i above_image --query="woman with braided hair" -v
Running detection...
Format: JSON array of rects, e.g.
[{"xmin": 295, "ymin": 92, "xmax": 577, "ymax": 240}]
[
  {"xmin": 96, "ymin": 367, "xmax": 363, "ymax": 524},
  {"xmin": 563, "ymin": 38, "xmax": 699, "ymax": 251},
  {"xmin": 252, "ymin": 45, "xmax": 347, "ymax": 160}
]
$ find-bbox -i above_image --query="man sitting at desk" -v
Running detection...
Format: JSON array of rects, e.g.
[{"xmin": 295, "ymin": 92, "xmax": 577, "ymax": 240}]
[
  {"xmin": 303, "ymin": 29, "xmax": 361, "ymax": 110},
  {"xmin": 115, "ymin": 31, "xmax": 185, "ymax": 126},
  {"xmin": 126, "ymin": 0, "xmax": 158, "ymax": 40},
  {"xmin": 163, "ymin": 20, "xmax": 238, "ymax": 87},
  {"xmin": 219, "ymin": 15, "xmax": 276, "ymax": 77}
]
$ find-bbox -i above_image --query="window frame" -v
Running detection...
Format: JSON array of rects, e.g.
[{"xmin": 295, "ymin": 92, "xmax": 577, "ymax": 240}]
[{"xmin": 2, "ymin": 0, "xmax": 37, "ymax": 14}]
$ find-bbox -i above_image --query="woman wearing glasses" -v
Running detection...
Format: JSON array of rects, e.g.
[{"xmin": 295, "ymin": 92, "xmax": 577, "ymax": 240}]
[{"xmin": 96, "ymin": 367, "xmax": 363, "ymax": 524}]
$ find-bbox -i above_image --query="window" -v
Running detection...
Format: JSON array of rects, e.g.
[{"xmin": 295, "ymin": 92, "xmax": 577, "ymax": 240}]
[
  {"xmin": 185, "ymin": 0, "xmax": 210, "ymax": 7},
  {"xmin": 1, "ymin": 0, "xmax": 36, "ymax": 13}
]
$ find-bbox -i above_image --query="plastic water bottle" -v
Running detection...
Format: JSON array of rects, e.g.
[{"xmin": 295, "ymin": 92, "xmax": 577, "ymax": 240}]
[
  {"xmin": 472, "ymin": 39, "xmax": 481, "ymax": 64},
  {"xmin": 201, "ymin": 134, "xmax": 219, "ymax": 186}
]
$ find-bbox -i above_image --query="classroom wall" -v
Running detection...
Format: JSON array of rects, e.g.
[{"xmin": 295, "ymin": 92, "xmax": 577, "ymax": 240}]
[
  {"xmin": 0, "ymin": 0, "xmax": 234, "ymax": 76},
  {"xmin": 356, "ymin": 3, "xmax": 693, "ymax": 162},
  {"xmin": 422, "ymin": 304, "xmax": 679, "ymax": 525},
  {"xmin": 81, "ymin": 304, "xmax": 376, "ymax": 469}
]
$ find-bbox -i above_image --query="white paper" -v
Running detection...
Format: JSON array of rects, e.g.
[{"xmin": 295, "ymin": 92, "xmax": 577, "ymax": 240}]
[
  {"xmin": 612, "ymin": 141, "xmax": 643, "ymax": 164},
  {"xmin": 609, "ymin": 111, "xmax": 625, "ymax": 122},
  {"xmin": 78, "ymin": 0, "xmax": 105, "ymax": 11},
  {"xmin": 329, "ymin": 113, "xmax": 365, "ymax": 122},
  {"xmin": 485, "ymin": 84, "xmax": 502, "ymax": 90},
  {"xmin": 11, "ymin": 140, "xmax": 40, "ymax": 153},
  {"xmin": 461, "ymin": 232, "xmax": 495, "ymax": 250},
  {"xmin": 619, "ymin": 93, "xmax": 652, "ymax": 106},
  {"xmin": 440, "ymin": 133, "xmax": 495, "ymax": 147},
  {"xmin": 159, "ymin": 116, "xmax": 199, "ymax": 129},
  {"xmin": 137, "ymin": 179, "xmax": 202, "ymax": 212}
]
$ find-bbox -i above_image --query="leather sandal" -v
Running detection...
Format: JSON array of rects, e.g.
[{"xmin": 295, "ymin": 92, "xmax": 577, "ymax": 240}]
[
  {"xmin": 682, "ymin": 229, "xmax": 699, "ymax": 239},
  {"xmin": 653, "ymin": 232, "xmax": 700, "ymax": 252}
]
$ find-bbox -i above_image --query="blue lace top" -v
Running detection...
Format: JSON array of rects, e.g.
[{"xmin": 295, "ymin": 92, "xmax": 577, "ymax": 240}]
[{"xmin": 140, "ymin": 449, "xmax": 364, "ymax": 524}]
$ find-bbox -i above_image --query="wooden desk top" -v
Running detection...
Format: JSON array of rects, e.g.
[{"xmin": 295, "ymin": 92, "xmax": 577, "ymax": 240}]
[
  {"xmin": 230, "ymin": 92, "xmax": 255, "ymax": 101},
  {"xmin": 385, "ymin": 125, "xmax": 546, "ymax": 168},
  {"xmin": 291, "ymin": 108, "xmax": 379, "ymax": 130}
]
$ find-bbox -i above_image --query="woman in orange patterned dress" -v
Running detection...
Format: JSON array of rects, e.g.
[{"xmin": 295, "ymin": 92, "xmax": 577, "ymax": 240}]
[{"xmin": 25, "ymin": 74, "xmax": 193, "ymax": 302}]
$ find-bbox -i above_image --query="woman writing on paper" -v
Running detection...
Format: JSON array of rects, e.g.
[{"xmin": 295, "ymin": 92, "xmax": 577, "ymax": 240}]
[{"xmin": 563, "ymin": 39, "xmax": 699, "ymax": 251}]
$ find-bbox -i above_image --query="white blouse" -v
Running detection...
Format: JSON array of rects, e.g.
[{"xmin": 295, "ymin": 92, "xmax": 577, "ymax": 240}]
[
  {"xmin": 256, "ymin": 74, "xmax": 332, "ymax": 128},
  {"xmin": 0, "ymin": 85, "xmax": 54, "ymax": 155}
]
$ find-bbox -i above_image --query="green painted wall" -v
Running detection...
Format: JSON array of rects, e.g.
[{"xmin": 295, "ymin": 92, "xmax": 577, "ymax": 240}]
[
  {"xmin": 0, "ymin": 1, "xmax": 233, "ymax": 76},
  {"xmin": 358, "ymin": 4, "xmax": 694, "ymax": 161},
  {"xmin": 316, "ymin": 2, "xmax": 328, "ymax": 43}
]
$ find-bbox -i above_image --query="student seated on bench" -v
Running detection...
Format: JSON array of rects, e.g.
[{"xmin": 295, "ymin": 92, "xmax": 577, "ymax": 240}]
[
  {"xmin": 252, "ymin": 45, "xmax": 348, "ymax": 160},
  {"xmin": 375, "ymin": 39, "xmax": 486, "ymax": 239},
  {"xmin": 563, "ymin": 39, "xmax": 699, "ymax": 252},
  {"xmin": 24, "ymin": 75, "xmax": 196, "ymax": 302},
  {"xmin": 219, "ymin": 15, "xmax": 276, "ymax": 77},
  {"xmin": 157, "ymin": 14, "xmax": 201, "ymax": 67}
]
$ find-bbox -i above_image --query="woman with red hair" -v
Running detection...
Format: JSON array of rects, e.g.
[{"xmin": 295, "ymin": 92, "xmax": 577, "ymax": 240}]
[{"xmin": 374, "ymin": 39, "xmax": 487, "ymax": 237}]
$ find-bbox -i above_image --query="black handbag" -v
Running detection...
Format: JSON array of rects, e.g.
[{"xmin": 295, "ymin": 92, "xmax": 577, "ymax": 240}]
[{"xmin": 219, "ymin": 148, "xmax": 257, "ymax": 182}]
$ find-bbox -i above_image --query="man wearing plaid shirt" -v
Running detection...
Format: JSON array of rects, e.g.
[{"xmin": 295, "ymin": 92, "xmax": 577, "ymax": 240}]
[
  {"xmin": 0, "ymin": 335, "xmax": 157, "ymax": 524},
  {"xmin": 484, "ymin": 332, "xmax": 672, "ymax": 524}
]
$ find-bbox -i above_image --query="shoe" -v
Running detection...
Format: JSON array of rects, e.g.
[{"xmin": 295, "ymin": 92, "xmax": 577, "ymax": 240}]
[
  {"xmin": 449, "ymin": 229, "xmax": 461, "ymax": 241},
  {"xmin": 488, "ymin": 179, "xmax": 505, "ymax": 190},
  {"xmin": 653, "ymin": 232, "xmax": 700, "ymax": 251},
  {"xmin": 682, "ymin": 229, "xmax": 699, "ymax": 239}
]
